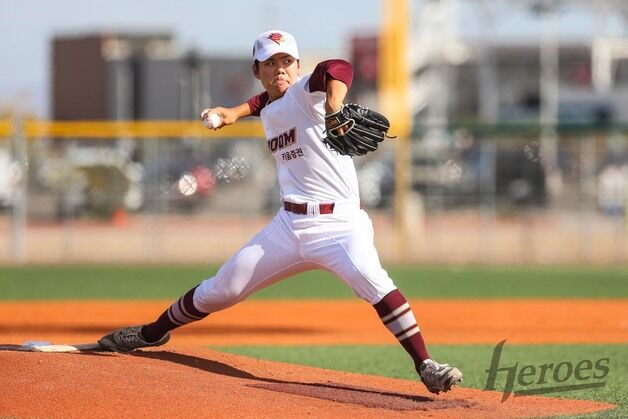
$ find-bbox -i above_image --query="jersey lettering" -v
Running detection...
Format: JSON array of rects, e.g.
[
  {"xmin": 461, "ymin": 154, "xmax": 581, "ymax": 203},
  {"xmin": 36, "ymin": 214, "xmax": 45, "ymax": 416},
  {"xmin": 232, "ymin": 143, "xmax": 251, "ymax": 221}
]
[
  {"xmin": 267, "ymin": 127, "xmax": 296, "ymax": 153},
  {"xmin": 281, "ymin": 147, "xmax": 304, "ymax": 161}
]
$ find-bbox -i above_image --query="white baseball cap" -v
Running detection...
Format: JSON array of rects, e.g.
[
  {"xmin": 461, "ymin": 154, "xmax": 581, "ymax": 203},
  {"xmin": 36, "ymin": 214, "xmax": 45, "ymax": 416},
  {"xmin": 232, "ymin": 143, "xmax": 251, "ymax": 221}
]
[{"xmin": 252, "ymin": 30, "xmax": 299, "ymax": 62}]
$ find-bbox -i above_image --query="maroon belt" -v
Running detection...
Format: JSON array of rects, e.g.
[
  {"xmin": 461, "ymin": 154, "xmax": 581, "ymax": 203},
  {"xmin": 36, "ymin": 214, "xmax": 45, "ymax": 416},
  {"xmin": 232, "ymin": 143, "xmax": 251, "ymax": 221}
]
[{"xmin": 283, "ymin": 201, "xmax": 335, "ymax": 215}]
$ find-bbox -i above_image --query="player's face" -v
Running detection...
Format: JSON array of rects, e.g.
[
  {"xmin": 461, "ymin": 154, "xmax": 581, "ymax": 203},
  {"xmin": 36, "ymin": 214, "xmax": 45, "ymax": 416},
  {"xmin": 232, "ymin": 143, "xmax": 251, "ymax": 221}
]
[{"xmin": 254, "ymin": 53, "xmax": 300, "ymax": 101}]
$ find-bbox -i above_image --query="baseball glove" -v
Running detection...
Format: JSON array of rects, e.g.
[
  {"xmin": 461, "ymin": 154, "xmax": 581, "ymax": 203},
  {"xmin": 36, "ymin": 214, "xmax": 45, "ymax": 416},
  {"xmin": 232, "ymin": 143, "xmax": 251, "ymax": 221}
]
[{"xmin": 323, "ymin": 103, "xmax": 393, "ymax": 156}]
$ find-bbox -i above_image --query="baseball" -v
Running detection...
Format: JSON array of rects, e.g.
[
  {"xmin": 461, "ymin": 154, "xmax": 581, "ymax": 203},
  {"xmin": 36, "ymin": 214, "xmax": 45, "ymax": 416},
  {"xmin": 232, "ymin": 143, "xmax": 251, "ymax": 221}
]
[{"xmin": 203, "ymin": 113, "xmax": 222, "ymax": 129}]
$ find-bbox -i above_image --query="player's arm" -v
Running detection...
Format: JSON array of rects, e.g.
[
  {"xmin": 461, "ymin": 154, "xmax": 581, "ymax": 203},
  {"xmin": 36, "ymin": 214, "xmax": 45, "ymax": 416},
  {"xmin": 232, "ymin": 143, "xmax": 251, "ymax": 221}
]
[
  {"xmin": 199, "ymin": 103, "xmax": 251, "ymax": 129},
  {"xmin": 199, "ymin": 91, "xmax": 270, "ymax": 130},
  {"xmin": 307, "ymin": 59, "xmax": 354, "ymax": 114},
  {"xmin": 325, "ymin": 79, "xmax": 348, "ymax": 114}
]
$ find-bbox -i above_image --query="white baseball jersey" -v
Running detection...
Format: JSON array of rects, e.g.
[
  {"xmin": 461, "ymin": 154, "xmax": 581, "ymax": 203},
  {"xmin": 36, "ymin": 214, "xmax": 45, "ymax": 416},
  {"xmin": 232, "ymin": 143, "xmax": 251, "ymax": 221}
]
[
  {"xmin": 260, "ymin": 74, "xmax": 359, "ymax": 204},
  {"xmin": 194, "ymin": 60, "xmax": 396, "ymax": 313}
]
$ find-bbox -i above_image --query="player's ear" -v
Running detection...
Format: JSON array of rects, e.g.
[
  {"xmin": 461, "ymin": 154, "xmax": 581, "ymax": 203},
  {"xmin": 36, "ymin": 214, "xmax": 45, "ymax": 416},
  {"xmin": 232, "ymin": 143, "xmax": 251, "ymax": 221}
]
[{"xmin": 252, "ymin": 62, "xmax": 260, "ymax": 79}]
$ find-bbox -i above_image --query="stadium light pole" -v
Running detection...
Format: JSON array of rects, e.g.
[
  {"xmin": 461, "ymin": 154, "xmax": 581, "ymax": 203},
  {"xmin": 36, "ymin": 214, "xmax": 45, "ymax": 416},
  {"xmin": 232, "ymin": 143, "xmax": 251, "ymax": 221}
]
[{"xmin": 379, "ymin": 0, "xmax": 412, "ymax": 261}]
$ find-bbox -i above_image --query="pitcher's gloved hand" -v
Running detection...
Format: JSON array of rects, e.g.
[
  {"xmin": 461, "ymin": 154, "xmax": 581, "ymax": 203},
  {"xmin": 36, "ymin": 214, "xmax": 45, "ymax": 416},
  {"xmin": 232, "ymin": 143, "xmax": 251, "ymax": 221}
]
[{"xmin": 323, "ymin": 103, "xmax": 394, "ymax": 156}]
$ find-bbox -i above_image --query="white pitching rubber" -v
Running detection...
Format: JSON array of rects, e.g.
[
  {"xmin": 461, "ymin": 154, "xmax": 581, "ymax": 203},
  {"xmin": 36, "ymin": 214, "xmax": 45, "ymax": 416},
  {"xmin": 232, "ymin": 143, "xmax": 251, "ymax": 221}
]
[{"xmin": 28, "ymin": 342, "xmax": 102, "ymax": 352}]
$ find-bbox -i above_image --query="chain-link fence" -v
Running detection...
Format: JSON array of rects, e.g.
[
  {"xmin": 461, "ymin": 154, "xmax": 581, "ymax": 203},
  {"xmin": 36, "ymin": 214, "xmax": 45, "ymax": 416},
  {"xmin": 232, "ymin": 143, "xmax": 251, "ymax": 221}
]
[
  {"xmin": 0, "ymin": 120, "xmax": 626, "ymax": 264},
  {"xmin": 387, "ymin": 125, "xmax": 628, "ymax": 264}
]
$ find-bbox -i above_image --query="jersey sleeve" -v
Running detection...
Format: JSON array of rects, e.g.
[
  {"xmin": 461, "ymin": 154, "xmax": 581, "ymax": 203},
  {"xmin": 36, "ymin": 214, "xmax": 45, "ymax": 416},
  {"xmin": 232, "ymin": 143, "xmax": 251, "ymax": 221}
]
[
  {"xmin": 308, "ymin": 59, "xmax": 353, "ymax": 93},
  {"xmin": 247, "ymin": 91, "xmax": 270, "ymax": 116}
]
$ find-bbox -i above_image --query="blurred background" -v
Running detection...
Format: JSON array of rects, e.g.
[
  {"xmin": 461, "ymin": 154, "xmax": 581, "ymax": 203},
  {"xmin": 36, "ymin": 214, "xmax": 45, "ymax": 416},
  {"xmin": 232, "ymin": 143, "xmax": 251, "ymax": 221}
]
[{"xmin": 1, "ymin": 0, "xmax": 627, "ymax": 265}]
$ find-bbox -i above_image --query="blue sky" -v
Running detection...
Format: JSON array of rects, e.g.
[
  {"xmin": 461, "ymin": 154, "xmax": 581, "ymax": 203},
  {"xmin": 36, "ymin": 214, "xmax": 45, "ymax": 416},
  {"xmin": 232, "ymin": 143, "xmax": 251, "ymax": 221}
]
[{"xmin": 1, "ymin": 0, "xmax": 625, "ymax": 117}]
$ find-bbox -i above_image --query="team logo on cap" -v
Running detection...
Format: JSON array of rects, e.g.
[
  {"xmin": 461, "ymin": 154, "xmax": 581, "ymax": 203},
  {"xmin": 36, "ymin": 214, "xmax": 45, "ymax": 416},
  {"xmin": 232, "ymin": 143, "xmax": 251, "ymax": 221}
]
[{"xmin": 267, "ymin": 32, "xmax": 285, "ymax": 45}]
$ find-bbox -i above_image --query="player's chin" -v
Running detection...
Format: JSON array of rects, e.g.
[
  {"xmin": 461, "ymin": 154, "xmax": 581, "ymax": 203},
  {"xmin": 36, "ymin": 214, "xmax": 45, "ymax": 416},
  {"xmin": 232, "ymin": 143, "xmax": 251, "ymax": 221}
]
[
  {"xmin": 274, "ymin": 78, "xmax": 291, "ymax": 88},
  {"xmin": 269, "ymin": 84, "xmax": 290, "ymax": 98}
]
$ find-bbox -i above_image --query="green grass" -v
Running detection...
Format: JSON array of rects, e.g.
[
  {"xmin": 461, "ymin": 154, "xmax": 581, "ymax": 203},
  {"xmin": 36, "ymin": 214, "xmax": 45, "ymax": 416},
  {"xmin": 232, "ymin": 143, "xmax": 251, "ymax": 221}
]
[
  {"xmin": 1, "ymin": 264, "xmax": 627, "ymax": 300},
  {"xmin": 214, "ymin": 343, "xmax": 627, "ymax": 419}
]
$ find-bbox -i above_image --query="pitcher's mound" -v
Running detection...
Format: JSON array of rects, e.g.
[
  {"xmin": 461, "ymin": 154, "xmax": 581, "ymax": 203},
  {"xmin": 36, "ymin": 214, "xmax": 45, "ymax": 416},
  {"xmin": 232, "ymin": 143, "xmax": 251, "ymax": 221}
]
[{"xmin": 0, "ymin": 346, "xmax": 615, "ymax": 418}]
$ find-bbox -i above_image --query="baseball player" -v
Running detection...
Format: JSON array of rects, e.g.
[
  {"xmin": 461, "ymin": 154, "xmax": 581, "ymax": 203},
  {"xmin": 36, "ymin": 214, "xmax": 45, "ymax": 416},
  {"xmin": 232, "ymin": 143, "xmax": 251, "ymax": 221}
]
[{"xmin": 99, "ymin": 29, "xmax": 462, "ymax": 394}]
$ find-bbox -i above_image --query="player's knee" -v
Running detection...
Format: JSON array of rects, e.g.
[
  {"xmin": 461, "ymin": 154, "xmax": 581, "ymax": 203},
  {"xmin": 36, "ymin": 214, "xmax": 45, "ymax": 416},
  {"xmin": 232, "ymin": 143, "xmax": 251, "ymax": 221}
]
[
  {"xmin": 219, "ymin": 283, "xmax": 247, "ymax": 303},
  {"xmin": 345, "ymin": 267, "xmax": 396, "ymax": 304},
  {"xmin": 194, "ymin": 282, "xmax": 246, "ymax": 312}
]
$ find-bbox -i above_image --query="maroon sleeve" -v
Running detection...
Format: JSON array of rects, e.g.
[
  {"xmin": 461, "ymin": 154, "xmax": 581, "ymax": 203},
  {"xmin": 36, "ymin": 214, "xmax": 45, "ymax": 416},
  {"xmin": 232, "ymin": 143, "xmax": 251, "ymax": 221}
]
[
  {"xmin": 247, "ymin": 91, "xmax": 270, "ymax": 117},
  {"xmin": 308, "ymin": 59, "xmax": 353, "ymax": 93}
]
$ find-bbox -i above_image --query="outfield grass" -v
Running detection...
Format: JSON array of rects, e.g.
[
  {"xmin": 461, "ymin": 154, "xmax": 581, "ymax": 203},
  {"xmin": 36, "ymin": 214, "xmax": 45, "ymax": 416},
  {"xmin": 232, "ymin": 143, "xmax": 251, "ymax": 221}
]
[
  {"xmin": 1, "ymin": 264, "xmax": 627, "ymax": 300},
  {"xmin": 215, "ymin": 343, "xmax": 627, "ymax": 419}
]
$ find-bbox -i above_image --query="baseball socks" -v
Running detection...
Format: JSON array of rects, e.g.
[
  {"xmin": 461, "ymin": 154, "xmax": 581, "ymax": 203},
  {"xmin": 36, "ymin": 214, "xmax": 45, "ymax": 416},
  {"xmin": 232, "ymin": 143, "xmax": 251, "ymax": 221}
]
[
  {"xmin": 140, "ymin": 286, "xmax": 208, "ymax": 343},
  {"xmin": 373, "ymin": 289, "xmax": 430, "ymax": 369}
]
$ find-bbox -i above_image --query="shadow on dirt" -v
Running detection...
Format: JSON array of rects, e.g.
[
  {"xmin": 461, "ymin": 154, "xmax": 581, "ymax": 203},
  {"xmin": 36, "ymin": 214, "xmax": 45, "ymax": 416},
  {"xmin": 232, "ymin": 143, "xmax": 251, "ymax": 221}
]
[
  {"xmin": 0, "ymin": 324, "xmax": 322, "ymax": 335},
  {"xmin": 130, "ymin": 350, "xmax": 474, "ymax": 411}
]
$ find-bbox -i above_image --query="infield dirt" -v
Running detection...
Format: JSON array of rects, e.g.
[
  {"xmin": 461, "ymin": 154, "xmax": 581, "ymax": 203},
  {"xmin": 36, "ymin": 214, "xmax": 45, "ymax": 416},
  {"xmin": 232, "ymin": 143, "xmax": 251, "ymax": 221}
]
[
  {"xmin": 0, "ymin": 299, "xmax": 625, "ymax": 418},
  {"xmin": 0, "ymin": 346, "xmax": 616, "ymax": 419},
  {"xmin": 0, "ymin": 299, "xmax": 626, "ymax": 345}
]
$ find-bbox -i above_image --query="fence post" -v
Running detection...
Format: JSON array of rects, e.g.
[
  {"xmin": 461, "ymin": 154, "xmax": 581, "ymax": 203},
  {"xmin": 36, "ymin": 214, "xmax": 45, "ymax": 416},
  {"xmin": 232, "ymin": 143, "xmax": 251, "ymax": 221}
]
[
  {"xmin": 479, "ymin": 137, "xmax": 497, "ymax": 263},
  {"xmin": 10, "ymin": 116, "xmax": 28, "ymax": 264}
]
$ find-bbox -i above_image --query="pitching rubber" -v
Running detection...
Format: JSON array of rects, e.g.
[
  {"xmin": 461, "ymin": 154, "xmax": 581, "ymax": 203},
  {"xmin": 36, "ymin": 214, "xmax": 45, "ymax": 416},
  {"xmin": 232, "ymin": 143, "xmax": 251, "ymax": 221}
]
[{"xmin": 0, "ymin": 342, "xmax": 102, "ymax": 352}]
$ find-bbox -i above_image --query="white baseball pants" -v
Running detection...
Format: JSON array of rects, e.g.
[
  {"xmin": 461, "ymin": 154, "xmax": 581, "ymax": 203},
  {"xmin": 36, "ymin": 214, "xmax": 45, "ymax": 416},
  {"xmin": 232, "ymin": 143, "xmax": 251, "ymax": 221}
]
[{"xmin": 194, "ymin": 201, "xmax": 397, "ymax": 313}]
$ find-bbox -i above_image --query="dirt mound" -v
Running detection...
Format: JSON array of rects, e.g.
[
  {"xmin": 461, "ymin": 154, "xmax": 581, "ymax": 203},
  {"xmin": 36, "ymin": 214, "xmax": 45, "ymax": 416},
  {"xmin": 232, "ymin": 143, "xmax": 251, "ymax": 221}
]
[{"xmin": 0, "ymin": 346, "xmax": 615, "ymax": 418}]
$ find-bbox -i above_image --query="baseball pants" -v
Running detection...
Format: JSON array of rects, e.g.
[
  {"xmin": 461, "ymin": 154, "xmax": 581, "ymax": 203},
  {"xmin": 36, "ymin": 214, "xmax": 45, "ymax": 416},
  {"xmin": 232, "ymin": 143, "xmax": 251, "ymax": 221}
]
[{"xmin": 194, "ymin": 201, "xmax": 397, "ymax": 313}]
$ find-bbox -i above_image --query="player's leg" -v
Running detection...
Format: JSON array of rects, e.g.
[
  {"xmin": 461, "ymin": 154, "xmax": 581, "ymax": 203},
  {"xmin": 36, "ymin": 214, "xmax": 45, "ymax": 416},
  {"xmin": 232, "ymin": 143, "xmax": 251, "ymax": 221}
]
[
  {"xmin": 99, "ymin": 213, "xmax": 310, "ymax": 352},
  {"xmin": 141, "ymin": 228, "xmax": 312, "ymax": 343},
  {"xmin": 306, "ymin": 209, "xmax": 462, "ymax": 393},
  {"xmin": 374, "ymin": 288, "xmax": 462, "ymax": 394}
]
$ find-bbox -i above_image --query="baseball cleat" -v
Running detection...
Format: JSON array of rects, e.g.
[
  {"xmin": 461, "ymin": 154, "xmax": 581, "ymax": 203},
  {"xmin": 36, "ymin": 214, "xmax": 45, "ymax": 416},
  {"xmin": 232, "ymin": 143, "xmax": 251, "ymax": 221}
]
[
  {"xmin": 419, "ymin": 359, "xmax": 463, "ymax": 394},
  {"xmin": 98, "ymin": 325, "xmax": 170, "ymax": 352}
]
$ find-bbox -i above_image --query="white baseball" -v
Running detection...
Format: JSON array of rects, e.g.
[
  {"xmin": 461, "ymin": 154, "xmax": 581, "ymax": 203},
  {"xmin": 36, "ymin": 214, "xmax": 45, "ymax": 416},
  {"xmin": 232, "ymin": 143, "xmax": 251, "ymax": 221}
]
[{"xmin": 203, "ymin": 113, "xmax": 222, "ymax": 129}]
